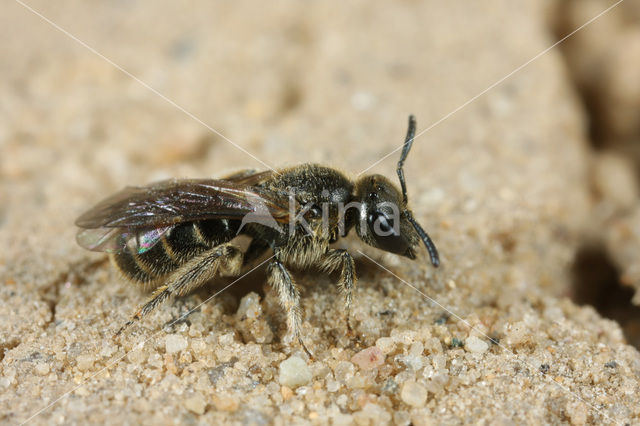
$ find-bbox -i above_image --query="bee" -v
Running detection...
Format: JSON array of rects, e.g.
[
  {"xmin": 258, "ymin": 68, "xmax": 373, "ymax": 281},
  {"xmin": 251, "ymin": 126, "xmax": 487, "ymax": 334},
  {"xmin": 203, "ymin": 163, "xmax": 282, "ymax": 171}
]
[{"xmin": 76, "ymin": 116, "xmax": 439, "ymax": 355}]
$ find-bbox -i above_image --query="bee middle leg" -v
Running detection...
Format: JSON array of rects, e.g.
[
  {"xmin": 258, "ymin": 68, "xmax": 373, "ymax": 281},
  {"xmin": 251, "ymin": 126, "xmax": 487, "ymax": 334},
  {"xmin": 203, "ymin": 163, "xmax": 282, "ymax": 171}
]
[
  {"xmin": 116, "ymin": 243, "xmax": 242, "ymax": 335},
  {"xmin": 320, "ymin": 249, "xmax": 357, "ymax": 332},
  {"xmin": 267, "ymin": 259, "xmax": 313, "ymax": 358}
]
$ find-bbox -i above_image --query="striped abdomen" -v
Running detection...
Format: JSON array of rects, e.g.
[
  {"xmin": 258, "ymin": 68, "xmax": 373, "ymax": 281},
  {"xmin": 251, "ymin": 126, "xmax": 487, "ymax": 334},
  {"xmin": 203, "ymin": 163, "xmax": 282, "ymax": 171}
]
[{"xmin": 110, "ymin": 219, "xmax": 240, "ymax": 285}]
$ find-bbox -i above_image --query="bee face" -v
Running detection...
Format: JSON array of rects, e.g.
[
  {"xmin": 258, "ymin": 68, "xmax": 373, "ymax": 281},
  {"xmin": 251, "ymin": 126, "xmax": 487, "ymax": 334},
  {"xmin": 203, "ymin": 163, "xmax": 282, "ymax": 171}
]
[{"xmin": 354, "ymin": 174, "xmax": 420, "ymax": 259}]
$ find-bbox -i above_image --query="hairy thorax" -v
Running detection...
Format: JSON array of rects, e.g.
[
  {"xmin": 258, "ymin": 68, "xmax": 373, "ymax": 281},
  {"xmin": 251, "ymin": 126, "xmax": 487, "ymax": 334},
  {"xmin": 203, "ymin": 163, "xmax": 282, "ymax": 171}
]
[{"xmin": 277, "ymin": 228, "xmax": 331, "ymax": 270}]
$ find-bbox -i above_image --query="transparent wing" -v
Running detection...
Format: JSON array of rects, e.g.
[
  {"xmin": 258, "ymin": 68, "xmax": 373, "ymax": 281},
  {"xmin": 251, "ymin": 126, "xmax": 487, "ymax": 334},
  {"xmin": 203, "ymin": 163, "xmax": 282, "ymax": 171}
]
[
  {"xmin": 75, "ymin": 177, "xmax": 288, "ymax": 230},
  {"xmin": 76, "ymin": 226, "xmax": 173, "ymax": 253}
]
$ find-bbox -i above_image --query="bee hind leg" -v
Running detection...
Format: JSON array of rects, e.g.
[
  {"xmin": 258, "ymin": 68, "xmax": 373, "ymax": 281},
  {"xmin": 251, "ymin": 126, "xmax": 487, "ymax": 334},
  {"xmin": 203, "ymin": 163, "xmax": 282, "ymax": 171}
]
[
  {"xmin": 268, "ymin": 259, "xmax": 313, "ymax": 358},
  {"xmin": 320, "ymin": 249, "xmax": 357, "ymax": 333},
  {"xmin": 115, "ymin": 243, "xmax": 243, "ymax": 336}
]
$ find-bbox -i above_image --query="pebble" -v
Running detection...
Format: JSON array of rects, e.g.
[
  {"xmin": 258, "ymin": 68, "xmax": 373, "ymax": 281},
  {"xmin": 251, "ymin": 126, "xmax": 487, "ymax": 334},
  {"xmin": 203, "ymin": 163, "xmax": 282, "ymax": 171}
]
[
  {"xmin": 127, "ymin": 348, "xmax": 147, "ymax": 364},
  {"xmin": 391, "ymin": 329, "xmax": 417, "ymax": 345},
  {"xmin": 212, "ymin": 394, "xmax": 239, "ymax": 412},
  {"xmin": 326, "ymin": 380, "xmax": 340, "ymax": 392},
  {"xmin": 235, "ymin": 292, "xmax": 262, "ymax": 321},
  {"xmin": 351, "ymin": 347, "xmax": 385, "ymax": 370},
  {"xmin": 424, "ymin": 337, "xmax": 443, "ymax": 354},
  {"xmin": 465, "ymin": 336, "xmax": 489, "ymax": 353},
  {"xmin": 354, "ymin": 403, "xmax": 392, "ymax": 424},
  {"xmin": 165, "ymin": 334, "xmax": 188, "ymax": 354},
  {"xmin": 334, "ymin": 361, "xmax": 355, "ymax": 381},
  {"xmin": 399, "ymin": 353, "xmax": 424, "ymax": 371},
  {"xmin": 280, "ymin": 385, "xmax": 294, "ymax": 400},
  {"xmin": 400, "ymin": 380, "xmax": 427, "ymax": 407},
  {"xmin": 505, "ymin": 322, "xmax": 529, "ymax": 346},
  {"xmin": 76, "ymin": 355, "xmax": 94, "ymax": 371},
  {"xmin": 375, "ymin": 337, "xmax": 396, "ymax": 354},
  {"xmin": 35, "ymin": 362, "xmax": 50, "ymax": 376},
  {"xmin": 278, "ymin": 356, "xmax": 312, "ymax": 388},
  {"xmin": 184, "ymin": 393, "xmax": 206, "ymax": 415}
]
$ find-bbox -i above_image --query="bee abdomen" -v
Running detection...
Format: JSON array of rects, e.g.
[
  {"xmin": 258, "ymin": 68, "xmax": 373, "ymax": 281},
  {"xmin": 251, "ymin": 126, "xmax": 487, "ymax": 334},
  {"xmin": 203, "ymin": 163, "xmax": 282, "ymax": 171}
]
[{"xmin": 110, "ymin": 219, "xmax": 241, "ymax": 285}]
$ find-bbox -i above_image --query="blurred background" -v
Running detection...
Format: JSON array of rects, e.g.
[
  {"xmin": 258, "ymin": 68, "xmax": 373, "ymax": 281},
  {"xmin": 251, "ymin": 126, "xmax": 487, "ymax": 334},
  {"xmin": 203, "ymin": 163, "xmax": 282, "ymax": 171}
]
[
  {"xmin": 1, "ymin": 0, "xmax": 640, "ymax": 422},
  {"xmin": 552, "ymin": 0, "xmax": 640, "ymax": 347}
]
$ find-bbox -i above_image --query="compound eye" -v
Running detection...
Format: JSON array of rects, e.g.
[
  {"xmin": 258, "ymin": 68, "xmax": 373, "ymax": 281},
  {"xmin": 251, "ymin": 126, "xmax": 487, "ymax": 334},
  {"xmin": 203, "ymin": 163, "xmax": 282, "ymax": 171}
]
[
  {"xmin": 368, "ymin": 212, "xmax": 396, "ymax": 236},
  {"xmin": 366, "ymin": 211, "xmax": 409, "ymax": 255}
]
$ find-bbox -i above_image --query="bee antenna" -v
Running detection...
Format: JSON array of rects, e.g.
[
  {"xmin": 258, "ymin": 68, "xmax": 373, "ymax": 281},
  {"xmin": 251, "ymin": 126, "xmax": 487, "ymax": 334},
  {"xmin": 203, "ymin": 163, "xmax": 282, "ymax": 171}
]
[
  {"xmin": 397, "ymin": 115, "xmax": 440, "ymax": 267},
  {"xmin": 406, "ymin": 212, "xmax": 440, "ymax": 267},
  {"xmin": 396, "ymin": 115, "xmax": 416, "ymax": 205}
]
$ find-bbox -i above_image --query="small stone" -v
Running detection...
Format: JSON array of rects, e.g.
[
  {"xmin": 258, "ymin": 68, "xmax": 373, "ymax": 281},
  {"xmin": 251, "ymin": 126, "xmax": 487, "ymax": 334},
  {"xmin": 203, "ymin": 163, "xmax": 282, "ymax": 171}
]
[
  {"xmin": 278, "ymin": 356, "xmax": 312, "ymax": 388},
  {"xmin": 567, "ymin": 401, "xmax": 588, "ymax": 426},
  {"xmin": 326, "ymin": 380, "xmax": 340, "ymax": 392},
  {"xmin": 332, "ymin": 412, "xmax": 353, "ymax": 426},
  {"xmin": 400, "ymin": 380, "xmax": 427, "ymax": 407},
  {"xmin": 381, "ymin": 378, "xmax": 399, "ymax": 395},
  {"xmin": 235, "ymin": 292, "xmax": 261, "ymax": 321},
  {"xmin": 354, "ymin": 403, "xmax": 392, "ymax": 424},
  {"xmin": 424, "ymin": 337, "xmax": 443, "ymax": 354},
  {"xmin": 399, "ymin": 353, "xmax": 425, "ymax": 371},
  {"xmin": 351, "ymin": 346, "xmax": 385, "ymax": 370},
  {"xmin": 464, "ymin": 336, "xmax": 489, "ymax": 353},
  {"xmin": 164, "ymin": 354, "xmax": 178, "ymax": 375},
  {"xmin": 127, "ymin": 348, "xmax": 147, "ymax": 364},
  {"xmin": 345, "ymin": 374, "xmax": 367, "ymax": 389},
  {"xmin": 505, "ymin": 321, "xmax": 529, "ymax": 346},
  {"xmin": 35, "ymin": 363, "xmax": 50, "ymax": 376},
  {"xmin": 76, "ymin": 355, "xmax": 94, "ymax": 371},
  {"xmin": 184, "ymin": 393, "xmax": 206, "ymax": 415},
  {"xmin": 336, "ymin": 394, "xmax": 349, "ymax": 408},
  {"xmin": 100, "ymin": 343, "xmax": 117, "ymax": 358},
  {"xmin": 75, "ymin": 386, "xmax": 90, "ymax": 396},
  {"xmin": 165, "ymin": 334, "xmax": 188, "ymax": 354},
  {"xmin": 375, "ymin": 337, "xmax": 396, "ymax": 354},
  {"xmin": 212, "ymin": 394, "xmax": 239, "ymax": 412},
  {"xmin": 450, "ymin": 337, "xmax": 464, "ymax": 348},
  {"xmin": 409, "ymin": 342, "xmax": 424, "ymax": 357},
  {"xmin": 391, "ymin": 329, "xmax": 417, "ymax": 345},
  {"xmin": 334, "ymin": 361, "xmax": 355, "ymax": 381},
  {"xmin": 280, "ymin": 385, "xmax": 294, "ymax": 400}
]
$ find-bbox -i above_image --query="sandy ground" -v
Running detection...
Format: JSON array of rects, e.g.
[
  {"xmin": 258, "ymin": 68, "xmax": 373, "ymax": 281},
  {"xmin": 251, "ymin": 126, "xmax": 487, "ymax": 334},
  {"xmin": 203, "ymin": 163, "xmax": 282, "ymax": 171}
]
[{"xmin": 1, "ymin": 1, "xmax": 640, "ymax": 425}]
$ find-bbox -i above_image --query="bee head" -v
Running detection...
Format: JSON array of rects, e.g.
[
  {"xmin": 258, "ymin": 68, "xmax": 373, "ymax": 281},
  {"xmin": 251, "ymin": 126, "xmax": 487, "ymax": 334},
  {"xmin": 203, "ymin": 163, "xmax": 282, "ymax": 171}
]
[
  {"xmin": 353, "ymin": 174, "xmax": 421, "ymax": 259},
  {"xmin": 353, "ymin": 116, "xmax": 439, "ymax": 267}
]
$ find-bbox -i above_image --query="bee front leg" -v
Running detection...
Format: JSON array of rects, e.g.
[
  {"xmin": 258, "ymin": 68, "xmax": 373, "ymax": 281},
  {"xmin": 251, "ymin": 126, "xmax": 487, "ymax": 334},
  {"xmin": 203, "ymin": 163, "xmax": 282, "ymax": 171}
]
[
  {"xmin": 115, "ymin": 243, "xmax": 242, "ymax": 336},
  {"xmin": 267, "ymin": 259, "xmax": 313, "ymax": 358},
  {"xmin": 321, "ymin": 249, "xmax": 357, "ymax": 333}
]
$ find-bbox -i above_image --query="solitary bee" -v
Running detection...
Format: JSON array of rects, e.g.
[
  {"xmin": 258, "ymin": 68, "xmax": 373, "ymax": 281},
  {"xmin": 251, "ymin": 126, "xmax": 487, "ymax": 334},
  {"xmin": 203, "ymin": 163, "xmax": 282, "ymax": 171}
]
[{"xmin": 76, "ymin": 116, "xmax": 439, "ymax": 354}]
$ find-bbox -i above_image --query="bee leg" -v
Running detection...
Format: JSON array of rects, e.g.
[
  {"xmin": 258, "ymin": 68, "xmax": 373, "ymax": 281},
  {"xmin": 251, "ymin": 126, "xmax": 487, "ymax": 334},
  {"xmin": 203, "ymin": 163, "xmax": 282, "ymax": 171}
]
[
  {"xmin": 267, "ymin": 259, "xmax": 313, "ymax": 358},
  {"xmin": 321, "ymin": 249, "xmax": 357, "ymax": 333},
  {"xmin": 115, "ymin": 243, "xmax": 242, "ymax": 336}
]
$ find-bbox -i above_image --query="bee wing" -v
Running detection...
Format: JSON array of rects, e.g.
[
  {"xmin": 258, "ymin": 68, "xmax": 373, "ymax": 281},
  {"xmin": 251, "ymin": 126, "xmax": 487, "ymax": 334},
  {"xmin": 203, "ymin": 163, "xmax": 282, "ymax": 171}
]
[
  {"xmin": 75, "ymin": 178, "xmax": 290, "ymax": 230},
  {"xmin": 76, "ymin": 225, "xmax": 173, "ymax": 253},
  {"xmin": 221, "ymin": 169, "xmax": 274, "ymax": 186}
]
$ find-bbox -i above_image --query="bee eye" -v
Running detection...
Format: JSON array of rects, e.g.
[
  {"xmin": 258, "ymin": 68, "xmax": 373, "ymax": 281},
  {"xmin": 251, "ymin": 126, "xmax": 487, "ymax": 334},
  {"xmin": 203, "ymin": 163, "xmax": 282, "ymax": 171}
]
[
  {"xmin": 368, "ymin": 212, "xmax": 397, "ymax": 236},
  {"xmin": 364, "ymin": 210, "xmax": 410, "ymax": 256}
]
